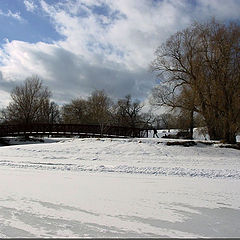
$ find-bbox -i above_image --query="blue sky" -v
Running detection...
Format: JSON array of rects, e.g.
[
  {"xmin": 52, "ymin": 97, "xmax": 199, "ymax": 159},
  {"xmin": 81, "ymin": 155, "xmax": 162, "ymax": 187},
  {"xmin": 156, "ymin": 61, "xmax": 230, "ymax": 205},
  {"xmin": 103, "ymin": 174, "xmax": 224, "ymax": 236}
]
[
  {"xmin": 0, "ymin": 0, "xmax": 62, "ymax": 43},
  {"xmin": 0, "ymin": 0, "xmax": 240, "ymax": 107}
]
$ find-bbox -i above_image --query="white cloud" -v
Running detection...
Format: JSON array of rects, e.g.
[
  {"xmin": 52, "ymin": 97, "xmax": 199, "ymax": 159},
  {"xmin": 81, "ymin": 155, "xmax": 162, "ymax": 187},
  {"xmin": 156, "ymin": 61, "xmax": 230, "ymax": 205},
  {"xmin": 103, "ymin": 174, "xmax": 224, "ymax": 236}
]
[
  {"xmin": 0, "ymin": 9, "xmax": 23, "ymax": 21},
  {"xmin": 0, "ymin": 39, "xmax": 154, "ymax": 105},
  {"xmin": 0, "ymin": 72, "xmax": 12, "ymax": 106},
  {"xmin": 0, "ymin": 0, "xmax": 240, "ymax": 107},
  {"xmin": 24, "ymin": 0, "xmax": 37, "ymax": 12},
  {"xmin": 40, "ymin": 0, "xmax": 191, "ymax": 68}
]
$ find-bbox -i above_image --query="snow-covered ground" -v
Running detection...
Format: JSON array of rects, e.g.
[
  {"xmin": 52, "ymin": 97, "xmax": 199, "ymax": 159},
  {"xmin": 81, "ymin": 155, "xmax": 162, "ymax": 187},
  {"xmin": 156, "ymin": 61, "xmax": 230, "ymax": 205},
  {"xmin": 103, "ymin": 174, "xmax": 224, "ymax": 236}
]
[{"xmin": 0, "ymin": 134, "xmax": 240, "ymax": 237}]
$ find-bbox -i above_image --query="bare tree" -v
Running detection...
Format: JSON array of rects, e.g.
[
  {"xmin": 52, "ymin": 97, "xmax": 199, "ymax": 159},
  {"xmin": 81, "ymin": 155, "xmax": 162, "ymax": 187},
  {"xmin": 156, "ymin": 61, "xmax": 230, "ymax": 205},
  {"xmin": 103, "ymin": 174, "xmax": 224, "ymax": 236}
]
[
  {"xmin": 0, "ymin": 108, "xmax": 9, "ymax": 124},
  {"xmin": 160, "ymin": 113, "xmax": 177, "ymax": 131},
  {"xmin": 87, "ymin": 90, "xmax": 113, "ymax": 136},
  {"xmin": 62, "ymin": 90, "xmax": 113, "ymax": 136},
  {"xmin": 151, "ymin": 84, "xmax": 197, "ymax": 138},
  {"xmin": 114, "ymin": 95, "xmax": 145, "ymax": 129},
  {"xmin": 5, "ymin": 76, "xmax": 51, "ymax": 124},
  {"xmin": 62, "ymin": 98, "xmax": 88, "ymax": 124},
  {"xmin": 151, "ymin": 19, "xmax": 240, "ymax": 143},
  {"xmin": 48, "ymin": 101, "xmax": 61, "ymax": 124}
]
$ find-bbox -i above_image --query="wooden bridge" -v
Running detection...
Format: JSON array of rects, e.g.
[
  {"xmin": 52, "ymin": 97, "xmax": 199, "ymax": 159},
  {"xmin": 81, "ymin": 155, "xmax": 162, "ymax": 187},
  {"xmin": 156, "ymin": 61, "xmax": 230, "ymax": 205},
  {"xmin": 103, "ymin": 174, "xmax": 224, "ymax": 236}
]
[{"xmin": 0, "ymin": 123, "xmax": 148, "ymax": 138}]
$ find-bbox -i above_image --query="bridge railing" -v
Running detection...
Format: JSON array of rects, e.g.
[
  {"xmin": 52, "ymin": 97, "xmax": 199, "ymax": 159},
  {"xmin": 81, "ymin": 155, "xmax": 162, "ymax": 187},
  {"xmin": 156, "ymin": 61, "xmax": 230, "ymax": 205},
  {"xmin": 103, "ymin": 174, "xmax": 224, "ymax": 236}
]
[{"xmin": 0, "ymin": 123, "xmax": 148, "ymax": 138}]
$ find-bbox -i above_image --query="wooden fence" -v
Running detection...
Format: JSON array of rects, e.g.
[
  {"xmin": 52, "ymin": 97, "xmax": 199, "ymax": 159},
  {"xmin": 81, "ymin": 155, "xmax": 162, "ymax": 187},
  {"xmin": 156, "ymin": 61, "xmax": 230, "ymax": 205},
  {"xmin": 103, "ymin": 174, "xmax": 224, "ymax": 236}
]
[{"xmin": 0, "ymin": 123, "xmax": 148, "ymax": 138}]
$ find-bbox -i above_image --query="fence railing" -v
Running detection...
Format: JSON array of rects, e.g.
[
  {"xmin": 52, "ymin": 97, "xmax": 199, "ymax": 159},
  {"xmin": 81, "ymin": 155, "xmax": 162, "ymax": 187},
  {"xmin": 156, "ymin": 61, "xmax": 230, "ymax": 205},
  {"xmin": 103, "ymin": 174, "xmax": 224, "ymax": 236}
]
[{"xmin": 0, "ymin": 123, "xmax": 148, "ymax": 138}]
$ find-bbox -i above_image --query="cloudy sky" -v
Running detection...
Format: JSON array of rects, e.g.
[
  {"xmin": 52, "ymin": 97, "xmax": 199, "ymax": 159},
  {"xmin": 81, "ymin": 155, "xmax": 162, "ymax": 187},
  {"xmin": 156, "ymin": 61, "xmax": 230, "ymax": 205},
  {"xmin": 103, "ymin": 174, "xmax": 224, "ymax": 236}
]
[{"xmin": 0, "ymin": 0, "xmax": 240, "ymax": 107}]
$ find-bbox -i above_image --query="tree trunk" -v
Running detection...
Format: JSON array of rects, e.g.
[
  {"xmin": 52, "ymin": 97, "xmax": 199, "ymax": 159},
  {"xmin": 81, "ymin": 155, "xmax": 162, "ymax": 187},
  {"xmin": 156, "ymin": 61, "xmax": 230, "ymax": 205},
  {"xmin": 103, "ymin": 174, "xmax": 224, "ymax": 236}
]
[
  {"xmin": 207, "ymin": 123, "xmax": 222, "ymax": 141},
  {"xmin": 188, "ymin": 109, "xmax": 194, "ymax": 140},
  {"xmin": 224, "ymin": 132, "xmax": 236, "ymax": 144},
  {"xmin": 223, "ymin": 119, "xmax": 236, "ymax": 144}
]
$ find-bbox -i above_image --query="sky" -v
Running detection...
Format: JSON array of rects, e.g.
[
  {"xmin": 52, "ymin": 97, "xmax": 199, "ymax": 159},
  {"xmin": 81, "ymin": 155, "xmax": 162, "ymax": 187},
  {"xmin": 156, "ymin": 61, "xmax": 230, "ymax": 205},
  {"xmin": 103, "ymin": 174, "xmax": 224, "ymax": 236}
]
[{"xmin": 0, "ymin": 0, "xmax": 240, "ymax": 108}]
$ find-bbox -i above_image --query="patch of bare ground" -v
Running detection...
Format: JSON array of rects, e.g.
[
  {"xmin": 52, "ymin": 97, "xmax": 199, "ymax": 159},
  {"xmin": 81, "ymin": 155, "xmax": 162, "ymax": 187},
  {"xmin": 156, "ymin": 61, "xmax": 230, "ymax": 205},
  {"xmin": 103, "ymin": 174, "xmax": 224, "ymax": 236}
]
[
  {"xmin": 218, "ymin": 143, "xmax": 240, "ymax": 150},
  {"xmin": 163, "ymin": 140, "xmax": 240, "ymax": 150}
]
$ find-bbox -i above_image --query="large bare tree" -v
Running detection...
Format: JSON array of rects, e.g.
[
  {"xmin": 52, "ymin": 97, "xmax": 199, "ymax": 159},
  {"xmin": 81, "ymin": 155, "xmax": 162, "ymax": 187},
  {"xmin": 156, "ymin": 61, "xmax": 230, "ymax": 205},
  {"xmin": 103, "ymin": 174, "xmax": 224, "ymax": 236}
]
[
  {"xmin": 151, "ymin": 19, "xmax": 240, "ymax": 143},
  {"xmin": 6, "ymin": 76, "xmax": 52, "ymax": 124}
]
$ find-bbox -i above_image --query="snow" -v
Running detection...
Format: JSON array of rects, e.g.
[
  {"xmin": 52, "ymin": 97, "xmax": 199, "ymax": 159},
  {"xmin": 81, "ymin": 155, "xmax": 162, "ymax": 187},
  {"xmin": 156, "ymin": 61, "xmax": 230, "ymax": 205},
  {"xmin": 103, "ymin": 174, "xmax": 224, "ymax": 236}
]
[{"xmin": 0, "ymin": 136, "xmax": 240, "ymax": 237}]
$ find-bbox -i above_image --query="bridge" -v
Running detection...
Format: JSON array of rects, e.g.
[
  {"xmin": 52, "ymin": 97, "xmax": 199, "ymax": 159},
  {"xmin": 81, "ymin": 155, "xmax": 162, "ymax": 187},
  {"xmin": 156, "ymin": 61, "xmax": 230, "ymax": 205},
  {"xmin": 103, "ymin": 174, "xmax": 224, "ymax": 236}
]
[{"xmin": 0, "ymin": 123, "xmax": 148, "ymax": 138}]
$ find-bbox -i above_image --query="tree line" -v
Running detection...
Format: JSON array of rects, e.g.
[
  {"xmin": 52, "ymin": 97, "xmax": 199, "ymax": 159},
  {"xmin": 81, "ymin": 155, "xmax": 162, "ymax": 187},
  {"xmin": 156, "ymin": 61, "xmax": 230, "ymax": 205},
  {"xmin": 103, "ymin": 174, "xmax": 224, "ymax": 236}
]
[
  {"xmin": 0, "ymin": 19, "xmax": 239, "ymax": 143},
  {"xmin": 0, "ymin": 76, "xmax": 151, "ymax": 131}
]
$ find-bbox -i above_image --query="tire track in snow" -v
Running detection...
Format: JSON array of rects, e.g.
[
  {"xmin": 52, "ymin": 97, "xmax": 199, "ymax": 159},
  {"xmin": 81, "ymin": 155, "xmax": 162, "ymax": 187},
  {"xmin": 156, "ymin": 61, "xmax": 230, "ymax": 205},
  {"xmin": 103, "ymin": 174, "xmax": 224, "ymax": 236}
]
[{"xmin": 0, "ymin": 160, "xmax": 240, "ymax": 180}]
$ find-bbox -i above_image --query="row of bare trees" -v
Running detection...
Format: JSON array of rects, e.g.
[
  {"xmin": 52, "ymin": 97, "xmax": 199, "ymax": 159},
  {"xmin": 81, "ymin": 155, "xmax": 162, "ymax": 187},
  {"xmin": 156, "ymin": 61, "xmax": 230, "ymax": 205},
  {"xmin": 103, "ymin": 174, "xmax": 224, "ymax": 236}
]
[
  {"xmin": 151, "ymin": 19, "xmax": 240, "ymax": 143},
  {"xmin": 0, "ymin": 76, "xmax": 150, "ymax": 131},
  {"xmin": 0, "ymin": 19, "xmax": 239, "ymax": 143},
  {"xmin": 62, "ymin": 91, "xmax": 151, "ymax": 129}
]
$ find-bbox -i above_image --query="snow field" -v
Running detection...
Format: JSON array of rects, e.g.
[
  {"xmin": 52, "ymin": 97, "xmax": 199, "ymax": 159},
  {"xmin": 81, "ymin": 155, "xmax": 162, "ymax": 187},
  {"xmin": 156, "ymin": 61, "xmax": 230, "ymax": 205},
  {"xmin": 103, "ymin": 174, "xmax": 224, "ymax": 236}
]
[
  {"xmin": 0, "ymin": 137, "xmax": 240, "ymax": 237},
  {"xmin": 0, "ymin": 138, "xmax": 239, "ymax": 178}
]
